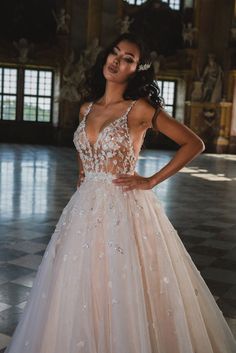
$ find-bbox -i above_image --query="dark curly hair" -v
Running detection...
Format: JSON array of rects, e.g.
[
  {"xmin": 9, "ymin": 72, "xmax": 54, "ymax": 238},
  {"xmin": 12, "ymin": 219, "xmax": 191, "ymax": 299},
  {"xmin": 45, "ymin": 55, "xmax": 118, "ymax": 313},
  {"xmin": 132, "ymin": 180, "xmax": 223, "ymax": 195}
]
[{"xmin": 82, "ymin": 33, "xmax": 165, "ymax": 109}]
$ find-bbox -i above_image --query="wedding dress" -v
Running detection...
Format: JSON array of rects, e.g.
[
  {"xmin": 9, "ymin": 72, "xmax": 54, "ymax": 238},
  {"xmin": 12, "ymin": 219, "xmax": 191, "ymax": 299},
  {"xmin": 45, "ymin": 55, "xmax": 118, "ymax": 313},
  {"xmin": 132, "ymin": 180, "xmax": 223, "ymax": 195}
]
[{"xmin": 5, "ymin": 100, "xmax": 236, "ymax": 353}]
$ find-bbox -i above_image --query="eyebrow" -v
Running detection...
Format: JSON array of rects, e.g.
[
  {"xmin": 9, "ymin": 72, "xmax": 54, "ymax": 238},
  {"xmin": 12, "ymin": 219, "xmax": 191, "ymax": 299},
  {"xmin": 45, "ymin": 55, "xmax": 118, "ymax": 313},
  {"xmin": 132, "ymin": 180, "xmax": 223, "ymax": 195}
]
[{"xmin": 115, "ymin": 45, "xmax": 135, "ymax": 58}]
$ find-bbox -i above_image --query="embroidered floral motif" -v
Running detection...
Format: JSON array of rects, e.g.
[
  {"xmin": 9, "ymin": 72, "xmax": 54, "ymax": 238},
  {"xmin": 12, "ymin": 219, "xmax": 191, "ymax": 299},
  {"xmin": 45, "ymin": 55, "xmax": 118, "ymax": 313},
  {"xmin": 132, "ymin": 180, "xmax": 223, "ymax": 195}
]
[{"xmin": 73, "ymin": 101, "xmax": 137, "ymax": 177}]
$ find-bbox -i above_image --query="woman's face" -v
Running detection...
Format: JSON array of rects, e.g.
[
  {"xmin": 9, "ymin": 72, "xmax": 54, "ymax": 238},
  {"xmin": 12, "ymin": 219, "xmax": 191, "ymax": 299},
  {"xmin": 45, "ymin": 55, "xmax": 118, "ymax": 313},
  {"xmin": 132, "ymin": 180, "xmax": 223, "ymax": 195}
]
[{"xmin": 103, "ymin": 40, "xmax": 140, "ymax": 84}]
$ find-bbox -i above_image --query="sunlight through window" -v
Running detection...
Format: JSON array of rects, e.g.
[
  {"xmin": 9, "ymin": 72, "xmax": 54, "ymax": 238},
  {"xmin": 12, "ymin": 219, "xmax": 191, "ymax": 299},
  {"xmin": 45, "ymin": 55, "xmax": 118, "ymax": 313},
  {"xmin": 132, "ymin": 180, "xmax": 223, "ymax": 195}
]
[
  {"xmin": 0, "ymin": 161, "xmax": 14, "ymax": 217},
  {"xmin": 124, "ymin": 0, "xmax": 181, "ymax": 10},
  {"xmin": 0, "ymin": 68, "xmax": 17, "ymax": 120},
  {"xmin": 20, "ymin": 160, "xmax": 48, "ymax": 215},
  {"xmin": 156, "ymin": 80, "xmax": 177, "ymax": 116},
  {"xmin": 0, "ymin": 66, "xmax": 54, "ymax": 123},
  {"xmin": 24, "ymin": 70, "xmax": 53, "ymax": 122}
]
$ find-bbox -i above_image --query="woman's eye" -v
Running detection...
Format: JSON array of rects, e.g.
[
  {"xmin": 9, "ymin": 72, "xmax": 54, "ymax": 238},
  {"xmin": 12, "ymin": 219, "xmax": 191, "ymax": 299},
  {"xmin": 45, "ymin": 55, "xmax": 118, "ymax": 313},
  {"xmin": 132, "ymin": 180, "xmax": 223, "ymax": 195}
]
[{"xmin": 124, "ymin": 57, "xmax": 134, "ymax": 63}]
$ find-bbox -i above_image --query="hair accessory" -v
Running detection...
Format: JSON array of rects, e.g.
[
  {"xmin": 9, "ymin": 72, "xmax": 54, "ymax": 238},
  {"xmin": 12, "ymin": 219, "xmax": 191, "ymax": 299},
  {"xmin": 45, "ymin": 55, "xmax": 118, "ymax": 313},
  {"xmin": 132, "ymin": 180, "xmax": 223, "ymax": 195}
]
[{"xmin": 138, "ymin": 62, "xmax": 151, "ymax": 71}]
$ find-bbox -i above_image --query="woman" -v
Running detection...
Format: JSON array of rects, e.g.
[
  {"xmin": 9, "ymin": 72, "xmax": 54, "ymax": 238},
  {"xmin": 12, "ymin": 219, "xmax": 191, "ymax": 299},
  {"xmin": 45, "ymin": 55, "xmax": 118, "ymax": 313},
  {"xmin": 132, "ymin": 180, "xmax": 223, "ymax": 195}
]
[{"xmin": 5, "ymin": 33, "xmax": 236, "ymax": 353}]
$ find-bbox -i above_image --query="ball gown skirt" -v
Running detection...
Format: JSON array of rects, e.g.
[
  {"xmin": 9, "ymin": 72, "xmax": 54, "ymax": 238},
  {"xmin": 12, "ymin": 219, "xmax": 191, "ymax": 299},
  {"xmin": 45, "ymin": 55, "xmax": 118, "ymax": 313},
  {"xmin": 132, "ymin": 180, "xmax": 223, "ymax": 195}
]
[
  {"xmin": 4, "ymin": 100, "xmax": 236, "ymax": 352},
  {"xmin": 4, "ymin": 172, "xmax": 236, "ymax": 353}
]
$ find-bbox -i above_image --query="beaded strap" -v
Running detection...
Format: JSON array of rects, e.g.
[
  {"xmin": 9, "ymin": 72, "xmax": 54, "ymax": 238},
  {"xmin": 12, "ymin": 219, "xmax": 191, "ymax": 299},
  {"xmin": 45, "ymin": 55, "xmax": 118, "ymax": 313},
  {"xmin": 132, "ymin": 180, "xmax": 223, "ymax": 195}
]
[
  {"xmin": 84, "ymin": 102, "xmax": 93, "ymax": 118},
  {"xmin": 125, "ymin": 100, "xmax": 136, "ymax": 117}
]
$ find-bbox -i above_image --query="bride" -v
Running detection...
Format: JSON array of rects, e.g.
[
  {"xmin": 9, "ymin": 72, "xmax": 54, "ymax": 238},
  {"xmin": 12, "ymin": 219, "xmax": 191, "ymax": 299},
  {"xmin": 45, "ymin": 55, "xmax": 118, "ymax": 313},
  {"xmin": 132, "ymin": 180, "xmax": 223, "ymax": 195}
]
[{"xmin": 5, "ymin": 33, "xmax": 236, "ymax": 353}]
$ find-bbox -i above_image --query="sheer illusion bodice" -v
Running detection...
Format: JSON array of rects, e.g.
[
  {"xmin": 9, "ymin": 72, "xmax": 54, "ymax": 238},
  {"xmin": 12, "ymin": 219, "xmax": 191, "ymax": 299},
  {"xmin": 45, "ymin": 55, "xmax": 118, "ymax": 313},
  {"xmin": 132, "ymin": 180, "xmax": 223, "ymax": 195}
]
[{"xmin": 73, "ymin": 100, "xmax": 137, "ymax": 176}]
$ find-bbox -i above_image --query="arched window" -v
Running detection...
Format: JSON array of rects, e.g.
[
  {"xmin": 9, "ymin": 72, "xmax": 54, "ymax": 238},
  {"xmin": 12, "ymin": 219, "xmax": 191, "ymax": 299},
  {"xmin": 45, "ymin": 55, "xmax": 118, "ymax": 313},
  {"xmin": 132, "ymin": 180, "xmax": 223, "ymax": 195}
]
[
  {"xmin": 124, "ymin": 0, "xmax": 146, "ymax": 4},
  {"xmin": 124, "ymin": 0, "xmax": 181, "ymax": 10},
  {"xmin": 162, "ymin": 0, "xmax": 181, "ymax": 10}
]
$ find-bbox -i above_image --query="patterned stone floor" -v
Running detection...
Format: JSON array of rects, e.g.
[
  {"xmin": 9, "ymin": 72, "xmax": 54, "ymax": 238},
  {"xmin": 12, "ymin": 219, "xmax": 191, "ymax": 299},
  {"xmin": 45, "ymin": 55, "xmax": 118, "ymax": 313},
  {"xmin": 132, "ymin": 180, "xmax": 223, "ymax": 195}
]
[{"xmin": 0, "ymin": 143, "xmax": 235, "ymax": 350}]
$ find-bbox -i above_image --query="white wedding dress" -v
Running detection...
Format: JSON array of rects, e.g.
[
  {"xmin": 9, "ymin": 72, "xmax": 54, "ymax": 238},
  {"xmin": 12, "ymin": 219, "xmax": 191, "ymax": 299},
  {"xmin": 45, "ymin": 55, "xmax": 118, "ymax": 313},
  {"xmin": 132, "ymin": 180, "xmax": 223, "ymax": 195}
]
[{"xmin": 5, "ymin": 101, "xmax": 236, "ymax": 353}]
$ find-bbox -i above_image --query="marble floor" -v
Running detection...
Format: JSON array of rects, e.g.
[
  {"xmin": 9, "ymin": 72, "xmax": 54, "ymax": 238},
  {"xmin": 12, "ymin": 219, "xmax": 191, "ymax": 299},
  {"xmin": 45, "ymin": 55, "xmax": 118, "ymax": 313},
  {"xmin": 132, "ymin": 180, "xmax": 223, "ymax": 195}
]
[{"xmin": 0, "ymin": 143, "xmax": 236, "ymax": 351}]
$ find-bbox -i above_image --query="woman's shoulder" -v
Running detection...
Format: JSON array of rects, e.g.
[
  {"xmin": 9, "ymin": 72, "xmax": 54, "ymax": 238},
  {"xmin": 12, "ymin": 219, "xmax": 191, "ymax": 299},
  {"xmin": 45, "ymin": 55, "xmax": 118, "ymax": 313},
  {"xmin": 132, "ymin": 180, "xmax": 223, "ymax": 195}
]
[
  {"xmin": 133, "ymin": 98, "xmax": 164, "ymax": 130},
  {"xmin": 134, "ymin": 97, "xmax": 154, "ymax": 110},
  {"xmin": 79, "ymin": 101, "xmax": 92, "ymax": 121}
]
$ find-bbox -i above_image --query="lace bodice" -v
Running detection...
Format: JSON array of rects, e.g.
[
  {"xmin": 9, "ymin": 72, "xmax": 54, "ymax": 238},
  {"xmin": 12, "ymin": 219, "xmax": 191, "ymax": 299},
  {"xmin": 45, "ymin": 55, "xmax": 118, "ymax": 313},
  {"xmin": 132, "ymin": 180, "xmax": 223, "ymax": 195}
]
[{"xmin": 73, "ymin": 100, "xmax": 137, "ymax": 176}]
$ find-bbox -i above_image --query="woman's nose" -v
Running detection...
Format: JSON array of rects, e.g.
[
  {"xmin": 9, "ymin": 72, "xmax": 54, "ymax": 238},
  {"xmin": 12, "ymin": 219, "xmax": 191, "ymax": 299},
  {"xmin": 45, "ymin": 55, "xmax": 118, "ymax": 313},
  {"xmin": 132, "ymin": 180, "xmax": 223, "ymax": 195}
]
[{"xmin": 113, "ymin": 57, "xmax": 119, "ymax": 65}]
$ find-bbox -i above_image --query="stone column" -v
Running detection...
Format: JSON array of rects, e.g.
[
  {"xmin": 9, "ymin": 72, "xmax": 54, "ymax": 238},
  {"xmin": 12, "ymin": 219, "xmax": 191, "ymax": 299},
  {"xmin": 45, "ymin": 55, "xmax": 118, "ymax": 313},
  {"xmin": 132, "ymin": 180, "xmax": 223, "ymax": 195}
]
[
  {"xmin": 229, "ymin": 71, "xmax": 236, "ymax": 153},
  {"xmin": 100, "ymin": 0, "xmax": 120, "ymax": 46},
  {"xmin": 70, "ymin": 0, "xmax": 89, "ymax": 53},
  {"xmin": 215, "ymin": 101, "xmax": 233, "ymax": 153},
  {"xmin": 71, "ymin": 0, "xmax": 121, "ymax": 52},
  {"xmin": 197, "ymin": 0, "xmax": 234, "ymax": 71},
  {"xmin": 87, "ymin": 0, "xmax": 103, "ymax": 44}
]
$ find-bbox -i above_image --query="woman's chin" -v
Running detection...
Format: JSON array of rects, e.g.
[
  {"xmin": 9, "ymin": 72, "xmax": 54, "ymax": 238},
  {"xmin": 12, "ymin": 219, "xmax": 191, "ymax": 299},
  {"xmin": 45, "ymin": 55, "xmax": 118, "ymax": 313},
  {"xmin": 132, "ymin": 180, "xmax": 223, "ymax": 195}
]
[
  {"xmin": 103, "ymin": 71, "xmax": 128, "ymax": 84},
  {"xmin": 104, "ymin": 73, "xmax": 120, "ymax": 83}
]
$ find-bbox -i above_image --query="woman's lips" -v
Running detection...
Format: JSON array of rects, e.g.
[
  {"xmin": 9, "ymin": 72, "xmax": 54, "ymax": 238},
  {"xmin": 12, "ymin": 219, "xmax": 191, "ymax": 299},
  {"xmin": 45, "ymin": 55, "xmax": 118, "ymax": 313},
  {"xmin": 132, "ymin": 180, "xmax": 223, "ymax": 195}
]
[{"xmin": 107, "ymin": 65, "xmax": 118, "ymax": 74}]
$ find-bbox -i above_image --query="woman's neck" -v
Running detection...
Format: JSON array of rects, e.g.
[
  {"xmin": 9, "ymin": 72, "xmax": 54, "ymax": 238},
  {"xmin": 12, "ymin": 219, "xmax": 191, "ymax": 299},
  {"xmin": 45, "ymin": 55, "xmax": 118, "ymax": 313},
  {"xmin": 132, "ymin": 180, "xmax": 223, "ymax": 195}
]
[{"xmin": 98, "ymin": 81, "xmax": 127, "ymax": 106}]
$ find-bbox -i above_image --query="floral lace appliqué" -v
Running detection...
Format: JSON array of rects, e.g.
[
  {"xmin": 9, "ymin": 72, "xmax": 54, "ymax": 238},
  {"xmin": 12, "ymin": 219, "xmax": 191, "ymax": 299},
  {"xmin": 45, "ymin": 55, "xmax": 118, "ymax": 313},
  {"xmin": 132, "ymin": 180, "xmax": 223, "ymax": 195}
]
[{"xmin": 73, "ymin": 101, "xmax": 137, "ymax": 176}]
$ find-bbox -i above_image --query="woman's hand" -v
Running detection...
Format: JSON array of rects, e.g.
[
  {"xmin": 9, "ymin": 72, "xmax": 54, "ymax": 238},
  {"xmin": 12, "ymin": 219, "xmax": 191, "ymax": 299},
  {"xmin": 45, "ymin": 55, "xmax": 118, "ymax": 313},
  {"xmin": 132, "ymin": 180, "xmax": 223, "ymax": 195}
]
[{"xmin": 112, "ymin": 172, "xmax": 155, "ymax": 191}]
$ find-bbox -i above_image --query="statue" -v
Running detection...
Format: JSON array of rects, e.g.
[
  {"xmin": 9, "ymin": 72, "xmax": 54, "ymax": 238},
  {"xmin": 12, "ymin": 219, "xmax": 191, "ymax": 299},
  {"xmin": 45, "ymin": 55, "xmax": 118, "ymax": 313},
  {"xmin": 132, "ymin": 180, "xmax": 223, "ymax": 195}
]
[
  {"xmin": 52, "ymin": 8, "xmax": 70, "ymax": 34},
  {"xmin": 118, "ymin": 16, "xmax": 134, "ymax": 34},
  {"xmin": 182, "ymin": 23, "xmax": 197, "ymax": 48},
  {"xmin": 191, "ymin": 81, "xmax": 203, "ymax": 102},
  {"xmin": 58, "ymin": 50, "xmax": 82, "ymax": 102},
  {"xmin": 200, "ymin": 54, "xmax": 224, "ymax": 103},
  {"xmin": 191, "ymin": 65, "xmax": 203, "ymax": 102},
  {"xmin": 83, "ymin": 38, "xmax": 103, "ymax": 65},
  {"xmin": 58, "ymin": 38, "xmax": 103, "ymax": 102},
  {"xmin": 13, "ymin": 38, "xmax": 34, "ymax": 63}
]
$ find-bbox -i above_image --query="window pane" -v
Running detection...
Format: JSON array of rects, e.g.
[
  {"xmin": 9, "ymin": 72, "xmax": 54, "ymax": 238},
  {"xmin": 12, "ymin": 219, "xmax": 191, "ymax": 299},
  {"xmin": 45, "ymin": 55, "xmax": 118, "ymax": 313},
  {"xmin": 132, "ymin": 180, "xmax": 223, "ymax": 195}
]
[
  {"xmin": 163, "ymin": 81, "xmax": 175, "ymax": 105},
  {"xmin": 169, "ymin": 0, "xmax": 180, "ymax": 10},
  {"xmin": 24, "ymin": 70, "xmax": 38, "ymax": 95},
  {"xmin": 157, "ymin": 80, "xmax": 163, "ymax": 90},
  {"xmin": 2, "ymin": 96, "xmax": 17, "ymax": 120},
  {"xmin": 125, "ymin": 0, "xmax": 146, "ymax": 4},
  {"xmin": 23, "ymin": 96, "xmax": 37, "ymax": 121},
  {"xmin": 38, "ymin": 97, "xmax": 51, "ymax": 122},
  {"xmin": 161, "ymin": 0, "xmax": 180, "ymax": 10},
  {"xmin": 0, "ymin": 67, "xmax": 54, "ymax": 122},
  {"xmin": 0, "ymin": 68, "xmax": 2, "ymax": 93},
  {"xmin": 23, "ymin": 69, "xmax": 53, "ymax": 122},
  {"xmin": 3, "ymin": 68, "xmax": 17, "ymax": 94},
  {"xmin": 155, "ymin": 79, "xmax": 176, "ymax": 117},
  {"xmin": 165, "ymin": 106, "xmax": 174, "ymax": 115},
  {"xmin": 38, "ymin": 71, "xmax": 52, "ymax": 96}
]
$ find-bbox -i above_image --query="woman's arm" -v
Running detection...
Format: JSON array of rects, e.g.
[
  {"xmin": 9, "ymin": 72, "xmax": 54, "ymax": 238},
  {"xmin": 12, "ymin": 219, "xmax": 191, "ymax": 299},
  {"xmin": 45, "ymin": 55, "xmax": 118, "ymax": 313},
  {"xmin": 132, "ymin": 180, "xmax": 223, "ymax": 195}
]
[
  {"xmin": 113, "ymin": 100, "xmax": 205, "ymax": 190},
  {"xmin": 149, "ymin": 108, "xmax": 205, "ymax": 187}
]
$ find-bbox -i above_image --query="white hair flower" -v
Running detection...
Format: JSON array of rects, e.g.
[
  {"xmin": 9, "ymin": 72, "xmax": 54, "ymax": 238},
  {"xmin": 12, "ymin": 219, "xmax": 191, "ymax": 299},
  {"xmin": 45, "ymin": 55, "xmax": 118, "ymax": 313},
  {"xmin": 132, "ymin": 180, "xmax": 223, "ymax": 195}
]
[{"xmin": 137, "ymin": 62, "xmax": 151, "ymax": 71}]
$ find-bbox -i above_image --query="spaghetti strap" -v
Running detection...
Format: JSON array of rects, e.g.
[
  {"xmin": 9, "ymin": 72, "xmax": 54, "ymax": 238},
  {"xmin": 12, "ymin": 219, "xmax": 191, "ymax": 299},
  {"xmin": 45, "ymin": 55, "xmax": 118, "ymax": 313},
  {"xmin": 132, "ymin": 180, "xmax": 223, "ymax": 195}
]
[
  {"xmin": 125, "ymin": 100, "xmax": 137, "ymax": 116},
  {"xmin": 84, "ymin": 102, "xmax": 93, "ymax": 118},
  {"xmin": 124, "ymin": 100, "xmax": 137, "ymax": 121}
]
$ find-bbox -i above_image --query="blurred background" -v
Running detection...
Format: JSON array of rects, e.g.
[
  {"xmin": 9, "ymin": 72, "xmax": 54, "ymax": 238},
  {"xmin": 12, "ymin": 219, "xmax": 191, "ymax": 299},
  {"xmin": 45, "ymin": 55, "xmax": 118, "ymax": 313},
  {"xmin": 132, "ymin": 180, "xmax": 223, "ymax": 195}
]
[
  {"xmin": 0, "ymin": 1, "xmax": 236, "ymax": 350},
  {"xmin": 0, "ymin": 0, "xmax": 235, "ymax": 152}
]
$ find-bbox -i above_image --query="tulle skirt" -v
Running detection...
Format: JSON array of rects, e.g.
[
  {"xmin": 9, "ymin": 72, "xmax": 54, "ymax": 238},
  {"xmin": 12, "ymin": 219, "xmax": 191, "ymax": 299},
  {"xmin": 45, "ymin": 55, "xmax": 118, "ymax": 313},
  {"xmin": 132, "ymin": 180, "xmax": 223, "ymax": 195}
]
[{"xmin": 5, "ymin": 172, "xmax": 236, "ymax": 353}]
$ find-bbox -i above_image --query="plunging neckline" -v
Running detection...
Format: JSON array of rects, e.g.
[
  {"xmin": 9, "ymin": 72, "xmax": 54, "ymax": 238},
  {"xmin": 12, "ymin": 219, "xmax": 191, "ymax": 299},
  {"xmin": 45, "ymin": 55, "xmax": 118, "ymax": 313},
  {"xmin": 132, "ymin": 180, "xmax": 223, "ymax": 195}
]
[{"xmin": 83, "ymin": 101, "xmax": 136, "ymax": 149}]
